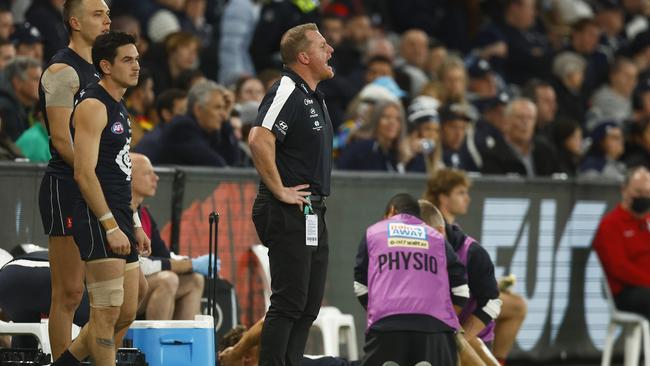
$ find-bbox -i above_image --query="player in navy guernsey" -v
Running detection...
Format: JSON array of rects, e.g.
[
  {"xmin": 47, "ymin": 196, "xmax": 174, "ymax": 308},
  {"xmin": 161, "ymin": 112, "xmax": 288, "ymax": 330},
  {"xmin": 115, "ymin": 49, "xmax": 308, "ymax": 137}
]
[
  {"xmin": 36, "ymin": 0, "xmax": 110, "ymax": 359},
  {"xmin": 52, "ymin": 32, "xmax": 150, "ymax": 366}
]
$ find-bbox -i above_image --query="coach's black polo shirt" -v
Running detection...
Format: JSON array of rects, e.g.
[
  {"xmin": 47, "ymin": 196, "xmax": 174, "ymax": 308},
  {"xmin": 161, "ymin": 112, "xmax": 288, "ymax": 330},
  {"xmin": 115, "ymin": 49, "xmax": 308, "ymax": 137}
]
[{"xmin": 254, "ymin": 67, "xmax": 333, "ymax": 196}]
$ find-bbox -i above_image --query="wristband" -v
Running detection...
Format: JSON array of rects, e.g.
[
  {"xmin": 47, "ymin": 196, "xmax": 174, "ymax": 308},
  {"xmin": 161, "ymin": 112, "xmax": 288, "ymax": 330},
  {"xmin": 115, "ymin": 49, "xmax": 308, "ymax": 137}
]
[
  {"xmin": 133, "ymin": 211, "xmax": 142, "ymax": 228},
  {"xmin": 99, "ymin": 212, "xmax": 118, "ymax": 232},
  {"xmin": 99, "ymin": 212, "xmax": 114, "ymax": 221},
  {"xmin": 106, "ymin": 227, "xmax": 119, "ymax": 235}
]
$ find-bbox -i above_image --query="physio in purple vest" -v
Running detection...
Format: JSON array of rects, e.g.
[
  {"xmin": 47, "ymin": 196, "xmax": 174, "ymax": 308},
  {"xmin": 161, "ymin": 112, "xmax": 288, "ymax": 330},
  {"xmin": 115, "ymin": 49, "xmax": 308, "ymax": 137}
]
[{"xmin": 354, "ymin": 193, "xmax": 469, "ymax": 366}]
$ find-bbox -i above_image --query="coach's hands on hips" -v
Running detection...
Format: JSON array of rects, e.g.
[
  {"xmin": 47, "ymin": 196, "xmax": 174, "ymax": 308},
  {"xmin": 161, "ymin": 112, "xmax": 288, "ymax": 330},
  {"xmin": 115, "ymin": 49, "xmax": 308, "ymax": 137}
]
[
  {"xmin": 107, "ymin": 228, "xmax": 131, "ymax": 255},
  {"xmin": 276, "ymin": 184, "xmax": 311, "ymax": 211},
  {"xmin": 135, "ymin": 227, "xmax": 151, "ymax": 257}
]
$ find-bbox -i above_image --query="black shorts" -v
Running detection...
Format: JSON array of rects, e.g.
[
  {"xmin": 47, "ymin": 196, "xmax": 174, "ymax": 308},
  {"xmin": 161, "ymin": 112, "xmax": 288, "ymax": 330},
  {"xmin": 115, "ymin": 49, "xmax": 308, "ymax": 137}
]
[
  {"xmin": 360, "ymin": 329, "xmax": 457, "ymax": 366},
  {"xmin": 38, "ymin": 173, "xmax": 80, "ymax": 237},
  {"xmin": 73, "ymin": 202, "xmax": 138, "ymax": 263}
]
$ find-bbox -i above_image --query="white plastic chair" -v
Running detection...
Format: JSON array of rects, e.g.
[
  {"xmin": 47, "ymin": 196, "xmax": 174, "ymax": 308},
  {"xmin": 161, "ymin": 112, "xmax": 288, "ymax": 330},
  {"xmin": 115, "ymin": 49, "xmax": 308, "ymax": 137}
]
[
  {"xmin": 0, "ymin": 319, "xmax": 81, "ymax": 358},
  {"xmin": 250, "ymin": 245, "xmax": 358, "ymax": 360},
  {"xmin": 601, "ymin": 278, "xmax": 650, "ymax": 366},
  {"xmin": 312, "ymin": 306, "xmax": 358, "ymax": 360},
  {"xmin": 251, "ymin": 244, "xmax": 272, "ymax": 310}
]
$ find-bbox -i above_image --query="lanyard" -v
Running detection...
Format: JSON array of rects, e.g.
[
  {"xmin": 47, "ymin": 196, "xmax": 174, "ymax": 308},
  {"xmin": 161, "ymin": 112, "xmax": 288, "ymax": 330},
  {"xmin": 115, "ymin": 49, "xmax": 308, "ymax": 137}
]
[{"xmin": 303, "ymin": 197, "xmax": 314, "ymax": 216}]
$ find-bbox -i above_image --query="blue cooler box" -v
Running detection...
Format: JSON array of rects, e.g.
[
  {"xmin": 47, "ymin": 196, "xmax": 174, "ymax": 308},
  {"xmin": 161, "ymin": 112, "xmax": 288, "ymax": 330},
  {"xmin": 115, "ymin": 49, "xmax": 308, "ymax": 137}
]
[{"xmin": 125, "ymin": 315, "xmax": 215, "ymax": 366}]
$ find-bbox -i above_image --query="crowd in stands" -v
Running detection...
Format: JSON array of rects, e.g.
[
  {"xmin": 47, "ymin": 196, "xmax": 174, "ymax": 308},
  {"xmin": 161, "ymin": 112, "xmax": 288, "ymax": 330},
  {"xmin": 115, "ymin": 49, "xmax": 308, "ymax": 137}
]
[{"xmin": 0, "ymin": 0, "xmax": 649, "ymax": 180}]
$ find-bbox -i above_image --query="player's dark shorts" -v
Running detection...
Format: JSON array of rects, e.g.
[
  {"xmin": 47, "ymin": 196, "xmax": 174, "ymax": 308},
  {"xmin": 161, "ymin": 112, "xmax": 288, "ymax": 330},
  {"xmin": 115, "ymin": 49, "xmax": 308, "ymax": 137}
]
[
  {"xmin": 360, "ymin": 329, "xmax": 457, "ymax": 366},
  {"xmin": 73, "ymin": 200, "xmax": 138, "ymax": 263},
  {"xmin": 38, "ymin": 173, "xmax": 80, "ymax": 237}
]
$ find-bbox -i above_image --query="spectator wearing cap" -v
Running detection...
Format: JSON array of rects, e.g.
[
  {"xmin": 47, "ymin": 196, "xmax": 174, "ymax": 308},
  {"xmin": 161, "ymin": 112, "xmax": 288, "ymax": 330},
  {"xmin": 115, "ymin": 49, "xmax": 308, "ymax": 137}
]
[
  {"xmin": 623, "ymin": 117, "xmax": 650, "ymax": 170},
  {"xmin": 566, "ymin": 17, "xmax": 610, "ymax": 96},
  {"xmin": 552, "ymin": 51, "xmax": 588, "ymax": 126},
  {"xmin": 439, "ymin": 102, "xmax": 476, "ymax": 171},
  {"xmin": 24, "ymin": 0, "xmax": 67, "ymax": 61},
  {"xmin": 0, "ymin": 56, "xmax": 41, "ymax": 141},
  {"xmin": 481, "ymin": 0, "xmax": 552, "ymax": 85},
  {"xmin": 405, "ymin": 95, "xmax": 443, "ymax": 173},
  {"xmin": 134, "ymin": 88, "xmax": 188, "ymax": 160},
  {"xmin": 482, "ymin": 98, "xmax": 559, "ymax": 176},
  {"xmin": 471, "ymin": 90, "xmax": 512, "ymax": 172},
  {"xmin": 579, "ymin": 121, "xmax": 626, "ymax": 180},
  {"xmin": 151, "ymin": 80, "xmax": 240, "ymax": 167},
  {"xmin": 592, "ymin": 0, "xmax": 626, "ymax": 58},
  {"xmin": 466, "ymin": 59, "xmax": 499, "ymax": 102},
  {"xmin": 0, "ymin": 38, "xmax": 15, "ymax": 71},
  {"xmin": 395, "ymin": 29, "xmax": 431, "ymax": 96},
  {"xmin": 11, "ymin": 22, "xmax": 44, "ymax": 64},
  {"xmin": 338, "ymin": 100, "xmax": 409, "ymax": 173},
  {"xmin": 549, "ymin": 117, "xmax": 583, "ymax": 176},
  {"xmin": 588, "ymin": 57, "xmax": 638, "ymax": 130}
]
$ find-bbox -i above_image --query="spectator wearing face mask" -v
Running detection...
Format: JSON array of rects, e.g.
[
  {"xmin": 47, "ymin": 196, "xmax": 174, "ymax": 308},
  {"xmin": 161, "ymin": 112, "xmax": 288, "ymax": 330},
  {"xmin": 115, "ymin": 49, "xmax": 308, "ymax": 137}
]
[{"xmin": 594, "ymin": 167, "xmax": 650, "ymax": 322}]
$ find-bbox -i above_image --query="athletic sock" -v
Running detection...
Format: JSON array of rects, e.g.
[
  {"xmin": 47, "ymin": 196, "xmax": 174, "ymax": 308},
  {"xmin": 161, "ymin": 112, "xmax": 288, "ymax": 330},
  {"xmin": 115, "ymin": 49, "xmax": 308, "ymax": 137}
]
[{"xmin": 51, "ymin": 350, "xmax": 81, "ymax": 366}]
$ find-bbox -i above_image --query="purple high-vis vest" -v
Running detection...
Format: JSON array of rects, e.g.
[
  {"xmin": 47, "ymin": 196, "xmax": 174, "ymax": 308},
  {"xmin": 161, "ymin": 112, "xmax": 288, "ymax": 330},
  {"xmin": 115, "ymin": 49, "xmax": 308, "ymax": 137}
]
[
  {"xmin": 457, "ymin": 236, "xmax": 496, "ymax": 342},
  {"xmin": 365, "ymin": 214, "xmax": 460, "ymax": 331}
]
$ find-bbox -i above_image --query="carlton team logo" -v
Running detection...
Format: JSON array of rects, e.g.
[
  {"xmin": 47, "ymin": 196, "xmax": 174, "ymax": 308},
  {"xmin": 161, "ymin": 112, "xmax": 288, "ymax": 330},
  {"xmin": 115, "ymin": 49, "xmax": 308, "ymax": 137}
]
[{"xmin": 111, "ymin": 121, "xmax": 124, "ymax": 134}]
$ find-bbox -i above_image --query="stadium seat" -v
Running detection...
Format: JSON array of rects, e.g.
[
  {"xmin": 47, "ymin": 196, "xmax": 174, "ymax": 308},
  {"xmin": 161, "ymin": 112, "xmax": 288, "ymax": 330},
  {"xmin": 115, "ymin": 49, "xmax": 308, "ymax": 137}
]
[
  {"xmin": 0, "ymin": 319, "xmax": 80, "ymax": 358},
  {"xmin": 601, "ymin": 278, "xmax": 650, "ymax": 366},
  {"xmin": 251, "ymin": 244, "xmax": 272, "ymax": 310},
  {"xmin": 311, "ymin": 306, "xmax": 358, "ymax": 360}
]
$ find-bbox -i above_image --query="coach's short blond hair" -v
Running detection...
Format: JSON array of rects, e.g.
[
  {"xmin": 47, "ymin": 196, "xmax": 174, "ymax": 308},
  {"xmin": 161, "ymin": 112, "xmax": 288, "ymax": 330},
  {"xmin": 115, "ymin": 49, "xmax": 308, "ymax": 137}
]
[{"xmin": 280, "ymin": 23, "xmax": 319, "ymax": 65}]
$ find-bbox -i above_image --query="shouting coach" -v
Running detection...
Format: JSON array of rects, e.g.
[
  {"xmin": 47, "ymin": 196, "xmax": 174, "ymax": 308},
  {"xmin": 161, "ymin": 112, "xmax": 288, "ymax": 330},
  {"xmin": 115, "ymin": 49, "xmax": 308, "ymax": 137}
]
[{"xmin": 248, "ymin": 23, "xmax": 334, "ymax": 366}]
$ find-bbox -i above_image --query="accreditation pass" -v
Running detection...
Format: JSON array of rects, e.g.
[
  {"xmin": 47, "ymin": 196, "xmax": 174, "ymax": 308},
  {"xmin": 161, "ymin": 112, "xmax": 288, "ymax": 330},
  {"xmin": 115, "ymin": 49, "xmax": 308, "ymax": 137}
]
[{"xmin": 305, "ymin": 214, "xmax": 318, "ymax": 246}]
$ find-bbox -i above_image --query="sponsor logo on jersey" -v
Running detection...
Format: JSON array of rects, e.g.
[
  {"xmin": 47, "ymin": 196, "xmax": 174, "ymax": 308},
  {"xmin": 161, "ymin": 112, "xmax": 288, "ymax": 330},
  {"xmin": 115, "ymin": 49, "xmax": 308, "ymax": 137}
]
[
  {"xmin": 304, "ymin": 98, "xmax": 314, "ymax": 105},
  {"xmin": 387, "ymin": 223, "xmax": 428, "ymax": 249},
  {"xmin": 312, "ymin": 120, "xmax": 323, "ymax": 131},
  {"xmin": 111, "ymin": 121, "xmax": 124, "ymax": 134}
]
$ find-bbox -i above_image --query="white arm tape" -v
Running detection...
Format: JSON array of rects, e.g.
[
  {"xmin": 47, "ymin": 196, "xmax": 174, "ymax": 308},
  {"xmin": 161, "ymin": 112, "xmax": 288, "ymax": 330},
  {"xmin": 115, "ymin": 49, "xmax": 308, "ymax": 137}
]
[
  {"xmin": 354, "ymin": 281, "xmax": 368, "ymax": 297},
  {"xmin": 482, "ymin": 298, "xmax": 503, "ymax": 319},
  {"xmin": 133, "ymin": 211, "xmax": 142, "ymax": 228},
  {"xmin": 139, "ymin": 257, "xmax": 162, "ymax": 276},
  {"xmin": 99, "ymin": 212, "xmax": 114, "ymax": 222},
  {"xmin": 452, "ymin": 284, "xmax": 470, "ymax": 298}
]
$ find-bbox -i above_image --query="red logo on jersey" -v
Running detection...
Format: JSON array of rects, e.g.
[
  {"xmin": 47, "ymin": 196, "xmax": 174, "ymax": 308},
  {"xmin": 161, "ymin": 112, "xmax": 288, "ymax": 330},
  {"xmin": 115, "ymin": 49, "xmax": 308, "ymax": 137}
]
[
  {"xmin": 111, "ymin": 121, "xmax": 124, "ymax": 134},
  {"xmin": 66, "ymin": 217, "xmax": 73, "ymax": 229}
]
